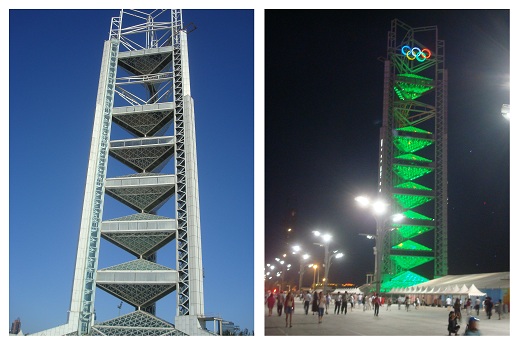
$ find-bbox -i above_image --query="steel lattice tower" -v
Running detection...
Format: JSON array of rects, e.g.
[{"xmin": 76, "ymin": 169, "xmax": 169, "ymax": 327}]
[
  {"xmin": 30, "ymin": 9, "xmax": 220, "ymax": 336},
  {"xmin": 377, "ymin": 19, "xmax": 448, "ymax": 290}
]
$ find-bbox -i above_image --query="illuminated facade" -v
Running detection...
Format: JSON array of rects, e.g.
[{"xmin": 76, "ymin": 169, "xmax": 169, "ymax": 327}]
[
  {"xmin": 30, "ymin": 9, "xmax": 219, "ymax": 336},
  {"xmin": 377, "ymin": 20, "xmax": 448, "ymax": 290}
]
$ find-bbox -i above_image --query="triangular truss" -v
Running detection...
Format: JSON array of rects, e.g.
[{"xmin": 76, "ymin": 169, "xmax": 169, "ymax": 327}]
[{"xmin": 90, "ymin": 311, "xmax": 187, "ymax": 336}]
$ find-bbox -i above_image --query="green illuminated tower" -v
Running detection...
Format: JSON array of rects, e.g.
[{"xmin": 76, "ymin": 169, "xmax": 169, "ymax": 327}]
[{"xmin": 377, "ymin": 20, "xmax": 448, "ymax": 290}]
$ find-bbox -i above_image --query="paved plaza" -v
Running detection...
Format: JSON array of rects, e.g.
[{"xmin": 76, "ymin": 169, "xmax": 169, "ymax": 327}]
[{"xmin": 265, "ymin": 298, "xmax": 510, "ymax": 336}]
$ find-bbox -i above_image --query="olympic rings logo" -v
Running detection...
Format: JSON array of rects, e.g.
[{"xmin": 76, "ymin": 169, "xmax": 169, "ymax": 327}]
[{"xmin": 401, "ymin": 46, "xmax": 431, "ymax": 62}]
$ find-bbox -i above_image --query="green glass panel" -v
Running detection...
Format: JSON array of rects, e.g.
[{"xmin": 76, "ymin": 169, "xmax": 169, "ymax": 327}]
[
  {"xmin": 393, "ymin": 164, "xmax": 433, "ymax": 180},
  {"xmin": 393, "ymin": 83, "xmax": 434, "ymax": 100},
  {"xmin": 395, "ymin": 153, "xmax": 432, "ymax": 162},
  {"xmin": 393, "ymin": 74, "xmax": 434, "ymax": 100},
  {"xmin": 397, "ymin": 73, "xmax": 433, "ymax": 81},
  {"xmin": 394, "ymin": 181, "xmax": 432, "ymax": 190},
  {"xmin": 392, "ymin": 240, "xmax": 432, "ymax": 251},
  {"xmin": 394, "ymin": 194, "xmax": 433, "ymax": 209},
  {"xmin": 380, "ymin": 270, "xmax": 429, "ymax": 291},
  {"xmin": 390, "ymin": 255, "xmax": 434, "ymax": 269},
  {"xmin": 403, "ymin": 210, "xmax": 433, "ymax": 220},
  {"xmin": 396, "ymin": 126, "xmax": 432, "ymax": 134},
  {"xmin": 393, "ymin": 136, "xmax": 433, "ymax": 153},
  {"xmin": 396, "ymin": 225, "xmax": 433, "ymax": 238}
]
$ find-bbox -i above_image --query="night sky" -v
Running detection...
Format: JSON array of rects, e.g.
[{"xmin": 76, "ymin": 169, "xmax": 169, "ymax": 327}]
[{"xmin": 264, "ymin": 9, "xmax": 510, "ymax": 289}]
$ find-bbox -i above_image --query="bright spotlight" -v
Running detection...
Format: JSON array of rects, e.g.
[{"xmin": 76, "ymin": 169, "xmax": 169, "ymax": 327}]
[
  {"xmin": 372, "ymin": 200, "xmax": 388, "ymax": 215},
  {"xmin": 501, "ymin": 104, "xmax": 510, "ymax": 120}
]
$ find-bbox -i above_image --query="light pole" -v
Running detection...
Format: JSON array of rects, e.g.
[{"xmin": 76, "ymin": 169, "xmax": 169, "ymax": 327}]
[
  {"xmin": 355, "ymin": 195, "xmax": 403, "ymax": 294},
  {"xmin": 274, "ymin": 255, "xmax": 291, "ymax": 293},
  {"xmin": 359, "ymin": 233, "xmax": 377, "ymax": 283},
  {"xmin": 312, "ymin": 231, "xmax": 343, "ymax": 293},
  {"xmin": 292, "ymin": 246, "xmax": 311, "ymax": 293},
  {"xmin": 311, "ymin": 264, "xmax": 318, "ymax": 290},
  {"xmin": 326, "ymin": 250, "xmax": 344, "ymax": 291}
]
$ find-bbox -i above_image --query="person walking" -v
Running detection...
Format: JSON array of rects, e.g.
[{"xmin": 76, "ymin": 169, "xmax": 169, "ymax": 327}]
[
  {"xmin": 303, "ymin": 290, "xmax": 312, "ymax": 315},
  {"xmin": 373, "ymin": 293, "xmax": 381, "ymax": 316},
  {"xmin": 496, "ymin": 299, "xmax": 503, "ymax": 320},
  {"xmin": 405, "ymin": 296, "xmax": 410, "ymax": 312},
  {"xmin": 284, "ymin": 291, "xmax": 295, "ymax": 328},
  {"xmin": 334, "ymin": 292, "xmax": 342, "ymax": 314},
  {"xmin": 454, "ymin": 298, "xmax": 462, "ymax": 322},
  {"xmin": 386, "ymin": 296, "xmax": 392, "ymax": 311},
  {"xmin": 325, "ymin": 292, "xmax": 331, "ymax": 314},
  {"xmin": 311, "ymin": 291, "xmax": 319, "ymax": 315},
  {"xmin": 465, "ymin": 298, "xmax": 472, "ymax": 315},
  {"xmin": 362, "ymin": 295, "xmax": 366, "ymax": 311},
  {"xmin": 276, "ymin": 291, "xmax": 285, "ymax": 317},
  {"xmin": 266, "ymin": 292, "xmax": 275, "ymax": 316},
  {"xmin": 446, "ymin": 296, "xmax": 452, "ymax": 309},
  {"xmin": 341, "ymin": 292, "xmax": 348, "ymax": 314},
  {"xmin": 318, "ymin": 291, "xmax": 327, "ymax": 323},
  {"xmin": 474, "ymin": 297, "xmax": 481, "ymax": 316},
  {"xmin": 484, "ymin": 296, "xmax": 493, "ymax": 319}
]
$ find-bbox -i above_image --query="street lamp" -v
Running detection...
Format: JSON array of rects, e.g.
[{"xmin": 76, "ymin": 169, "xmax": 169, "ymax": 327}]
[
  {"xmin": 356, "ymin": 195, "xmax": 403, "ymax": 294},
  {"xmin": 292, "ymin": 245, "xmax": 311, "ymax": 293},
  {"xmin": 311, "ymin": 264, "xmax": 318, "ymax": 290},
  {"xmin": 501, "ymin": 104, "xmax": 510, "ymax": 120},
  {"xmin": 312, "ymin": 231, "xmax": 343, "ymax": 293},
  {"xmin": 327, "ymin": 250, "xmax": 344, "ymax": 289},
  {"xmin": 273, "ymin": 255, "xmax": 292, "ymax": 293}
]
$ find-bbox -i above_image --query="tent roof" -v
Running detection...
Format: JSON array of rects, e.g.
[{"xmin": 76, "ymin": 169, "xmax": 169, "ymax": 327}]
[
  {"xmin": 466, "ymin": 284, "xmax": 486, "ymax": 296},
  {"xmin": 412, "ymin": 272, "xmax": 509, "ymax": 294}
]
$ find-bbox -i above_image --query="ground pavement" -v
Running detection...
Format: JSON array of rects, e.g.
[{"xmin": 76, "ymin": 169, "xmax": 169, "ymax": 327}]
[{"xmin": 264, "ymin": 298, "xmax": 510, "ymax": 336}]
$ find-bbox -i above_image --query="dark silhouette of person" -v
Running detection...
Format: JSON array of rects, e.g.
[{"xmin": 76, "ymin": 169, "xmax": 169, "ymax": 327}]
[
  {"xmin": 448, "ymin": 311, "xmax": 460, "ymax": 336},
  {"xmin": 341, "ymin": 291, "xmax": 348, "ymax": 314},
  {"xmin": 311, "ymin": 291, "xmax": 319, "ymax": 315},
  {"xmin": 484, "ymin": 297, "xmax": 493, "ymax": 319}
]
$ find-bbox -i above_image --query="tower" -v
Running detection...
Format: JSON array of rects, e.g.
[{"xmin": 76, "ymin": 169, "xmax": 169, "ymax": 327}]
[
  {"xmin": 377, "ymin": 19, "xmax": 448, "ymax": 289},
  {"xmin": 30, "ymin": 9, "xmax": 218, "ymax": 336}
]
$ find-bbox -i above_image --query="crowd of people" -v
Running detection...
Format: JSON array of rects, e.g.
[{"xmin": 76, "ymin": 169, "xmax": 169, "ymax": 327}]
[
  {"xmin": 265, "ymin": 290, "xmax": 405, "ymax": 326},
  {"xmin": 266, "ymin": 289, "xmax": 506, "ymax": 335}
]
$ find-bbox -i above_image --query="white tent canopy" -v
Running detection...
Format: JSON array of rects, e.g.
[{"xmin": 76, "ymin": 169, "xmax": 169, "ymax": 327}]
[
  {"xmin": 466, "ymin": 284, "xmax": 486, "ymax": 297},
  {"xmin": 459, "ymin": 284, "xmax": 469, "ymax": 295}
]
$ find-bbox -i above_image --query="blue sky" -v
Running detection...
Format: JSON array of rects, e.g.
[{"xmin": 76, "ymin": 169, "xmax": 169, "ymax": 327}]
[{"xmin": 8, "ymin": 9, "xmax": 254, "ymax": 335}]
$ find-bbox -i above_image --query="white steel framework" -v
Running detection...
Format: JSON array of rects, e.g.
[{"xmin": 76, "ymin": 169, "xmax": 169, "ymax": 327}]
[{"xmin": 30, "ymin": 9, "xmax": 219, "ymax": 336}]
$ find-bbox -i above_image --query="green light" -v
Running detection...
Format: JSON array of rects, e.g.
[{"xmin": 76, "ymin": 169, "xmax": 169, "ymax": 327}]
[
  {"xmin": 379, "ymin": 271, "xmax": 428, "ymax": 292},
  {"xmin": 393, "ymin": 86, "xmax": 405, "ymax": 100},
  {"xmin": 393, "ymin": 136, "xmax": 433, "ymax": 153},
  {"xmin": 393, "ymin": 83, "xmax": 434, "ymax": 100},
  {"xmin": 396, "ymin": 225, "xmax": 433, "ymax": 238},
  {"xmin": 394, "ymin": 182, "xmax": 432, "ymax": 190},
  {"xmin": 395, "ymin": 153, "xmax": 432, "ymax": 163},
  {"xmin": 380, "ymin": 270, "xmax": 429, "ymax": 291},
  {"xmin": 390, "ymin": 255, "xmax": 434, "ymax": 269},
  {"xmin": 393, "ymin": 74, "xmax": 434, "ymax": 100},
  {"xmin": 394, "ymin": 194, "xmax": 433, "ymax": 209},
  {"xmin": 393, "ymin": 164, "xmax": 433, "ymax": 181},
  {"xmin": 396, "ymin": 126, "xmax": 432, "ymax": 134},
  {"xmin": 403, "ymin": 210, "xmax": 433, "ymax": 220},
  {"xmin": 397, "ymin": 73, "xmax": 433, "ymax": 81},
  {"xmin": 393, "ymin": 240, "xmax": 432, "ymax": 251}
]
